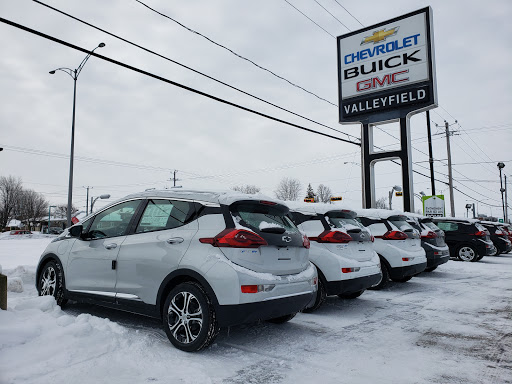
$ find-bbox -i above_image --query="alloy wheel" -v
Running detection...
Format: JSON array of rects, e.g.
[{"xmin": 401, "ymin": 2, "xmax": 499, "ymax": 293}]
[
  {"xmin": 167, "ymin": 291, "xmax": 203, "ymax": 344},
  {"xmin": 458, "ymin": 246, "xmax": 476, "ymax": 261},
  {"xmin": 40, "ymin": 266, "xmax": 56, "ymax": 296}
]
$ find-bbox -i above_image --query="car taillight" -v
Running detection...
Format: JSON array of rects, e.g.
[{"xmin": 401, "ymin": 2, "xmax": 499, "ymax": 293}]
[
  {"xmin": 342, "ymin": 267, "xmax": 361, "ymax": 273},
  {"xmin": 421, "ymin": 231, "xmax": 437, "ymax": 239},
  {"xmin": 241, "ymin": 284, "xmax": 275, "ymax": 293},
  {"xmin": 471, "ymin": 231, "xmax": 487, "ymax": 237},
  {"xmin": 200, "ymin": 229, "xmax": 267, "ymax": 248},
  {"xmin": 371, "ymin": 235, "xmax": 375, "ymax": 242},
  {"xmin": 309, "ymin": 230, "xmax": 352, "ymax": 243},
  {"xmin": 402, "ymin": 257, "xmax": 414, "ymax": 261},
  {"xmin": 382, "ymin": 230, "xmax": 408, "ymax": 240},
  {"xmin": 495, "ymin": 230, "xmax": 504, "ymax": 236},
  {"xmin": 303, "ymin": 234, "xmax": 310, "ymax": 249}
]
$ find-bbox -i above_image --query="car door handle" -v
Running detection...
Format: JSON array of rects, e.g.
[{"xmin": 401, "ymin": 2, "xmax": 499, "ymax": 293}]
[
  {"xmin": 104, "ymin": 243, "xmax": 118, "ymax": 250},
  {"xmin": 166, "ymin": 237, "xmax": 184, "ymax": 244}
]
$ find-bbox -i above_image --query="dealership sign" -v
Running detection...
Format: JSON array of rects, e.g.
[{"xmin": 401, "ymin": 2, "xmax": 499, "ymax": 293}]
[
  {"xmin": 337, "ymin": 7, "xmax": 437, "ymax": 122},
  {"xmin": 422, "ymin": 195, "xmax": 445, "ymax": 217}
]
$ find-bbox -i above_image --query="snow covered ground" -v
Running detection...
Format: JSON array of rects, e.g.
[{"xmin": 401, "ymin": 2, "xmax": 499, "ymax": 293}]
[{"xmin": 0, "ymin": 237, "xmax": 511, "ymax": 384}]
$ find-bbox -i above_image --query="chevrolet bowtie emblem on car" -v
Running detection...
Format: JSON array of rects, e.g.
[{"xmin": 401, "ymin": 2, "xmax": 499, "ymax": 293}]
[
  {"xmin": 282, "ymin": 236, "xmax": 292, "ymax": 243},
  {"xmin": 361, "ymin": 27, "xmax": 399, "ymax": 45}
]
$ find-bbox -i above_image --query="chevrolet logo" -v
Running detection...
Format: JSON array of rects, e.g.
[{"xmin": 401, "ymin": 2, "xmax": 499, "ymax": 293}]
[{"xmin": 361, "ymin": 27, "xmax": 399, "ymax": 45}]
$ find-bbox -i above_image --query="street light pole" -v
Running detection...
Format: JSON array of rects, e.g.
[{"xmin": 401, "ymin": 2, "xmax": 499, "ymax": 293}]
[
  {"xmin": 90, "ymin": 194, "xmax": 111, "ymax": 213},
  {"xmin": 49, "ymin": 42, "xmax": 105, "ymax": 227},
  {"xmin": 389, "ymin": 185, "xmax": 402, "ymax": 210}
]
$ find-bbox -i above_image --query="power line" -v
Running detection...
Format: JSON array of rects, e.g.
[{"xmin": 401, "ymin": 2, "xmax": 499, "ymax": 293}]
[
  {"xmin": 331, "ymin": 0, "xmax": 364, "ymax": 27},
  {"xmin": 0, "ymin": 17, "xmax": 359, "ymax": 147},
  {"xmin": 32, "ymin": 0, "xmax": 359, "ymax": 144},
  {"xmin": 312, "ymin": 0, "xmax": 350, "ymax": 31},
  {"xmin": 134, "ymin": 0, "xmax": 338, "ymax": 106},
  {"xmin": 283, "ymin": 0, "xmax": 336, "ymax": 38}
]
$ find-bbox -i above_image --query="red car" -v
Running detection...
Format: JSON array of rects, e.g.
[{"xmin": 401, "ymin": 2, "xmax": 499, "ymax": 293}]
[{"xmin": 10, "ymin": 230, "xmax": 32, "ymax": 235}]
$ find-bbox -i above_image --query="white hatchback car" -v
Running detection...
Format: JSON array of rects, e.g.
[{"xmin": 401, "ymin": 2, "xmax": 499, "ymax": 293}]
[
  {"xmin": 289, "ymin": 203, "xmax": 381, "ymax": 311},
  {"xmin": 36, "ymin": 190, "xmax": 317, "ymax": 351},
  {"xmin": 355, "ymin": 209, "xmax": 427, "ymax": 289}
]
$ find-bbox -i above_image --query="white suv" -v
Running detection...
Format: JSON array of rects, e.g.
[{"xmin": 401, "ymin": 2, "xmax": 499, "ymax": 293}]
[
  {"xmin": 289, "ymin": 204, "xmax": 381, "ymax": 311},
  {"xmin": 36, "ymin": 190, "xmax": 317, "ymax": 351},
  {"xmin": 355, "ymin": 209, "xmax": 427, "ymax": 289}
]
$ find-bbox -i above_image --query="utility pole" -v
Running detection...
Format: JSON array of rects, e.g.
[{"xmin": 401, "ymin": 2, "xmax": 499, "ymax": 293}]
[
  {"xmin": 505, "ymin": 175, "xmax": 509, "ymax": 222},
  {"xmin": 83, "ymin": 186, "xmax": 92, "ymax": 215},
  {"xmin": 497, "ymin": 163, "xmax": 506, "ymax": 221},
  {"xmin": 442, "ymin": 120, "xmax": 457, "ymax": 217},
  {"xmin": 170, "ymin": 170, "xmax": 181, "ymax": 188},
  {"xmin": 426, "ymin": 111, "xmax": 436, "ymax": 195}
]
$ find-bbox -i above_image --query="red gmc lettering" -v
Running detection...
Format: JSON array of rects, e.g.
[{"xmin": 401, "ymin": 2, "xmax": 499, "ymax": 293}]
[{"xmin": 356, "ymin": 70, "xmax": 410, "ymax": 92}]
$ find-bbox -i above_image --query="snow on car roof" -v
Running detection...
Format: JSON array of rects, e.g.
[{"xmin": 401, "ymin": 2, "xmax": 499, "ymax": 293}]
[
  {"xmin": 351, "ymin": 208, "xmax": 406, "ymax": 219},
  {"xmin": 285, "ymin": 201, "xmax": 356, "ymax": 216},
  {"xmin": 433, "ymin": 217, "xmax": 481, "ymax": 223},
  {"xmin": 119, "ymin": 189, "xmax": 282, "ymax": 207}
]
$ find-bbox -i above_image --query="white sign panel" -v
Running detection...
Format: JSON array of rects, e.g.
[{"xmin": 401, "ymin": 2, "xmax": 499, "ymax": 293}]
[{"xmin": 337, "ymin": 7, "xmax": 436, "ymax": 122}]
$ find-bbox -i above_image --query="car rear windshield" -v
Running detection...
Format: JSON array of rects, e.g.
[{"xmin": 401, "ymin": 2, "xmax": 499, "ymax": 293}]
[
  {"xmin": 388, "ymin": 215, "xmax": 414, "ymax": 232},
  {"xmin": 422, "ymin": 221, "xmax": 441, "ymax": 231},
  {"xmin": 406, "ymin": 219, "xmax": 422, "ymax": 232},
  {"xmin": 230, "ymin": 202, "xmax": 299, "ymax": 233},
  {"xmin": 326, "ymin": 211, "xmax": 364, "ymax": 230}
]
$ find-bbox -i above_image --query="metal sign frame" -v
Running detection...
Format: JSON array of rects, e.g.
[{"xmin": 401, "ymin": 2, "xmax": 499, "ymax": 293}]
[{"xmin": 336, "ymin": 7, "xmax": 437, "ymax": 212}]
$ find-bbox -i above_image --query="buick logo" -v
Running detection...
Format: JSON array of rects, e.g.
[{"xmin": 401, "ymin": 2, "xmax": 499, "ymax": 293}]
[{"xmin": 282, "ymin": 236, "xmax": 292, "ymax": 243}]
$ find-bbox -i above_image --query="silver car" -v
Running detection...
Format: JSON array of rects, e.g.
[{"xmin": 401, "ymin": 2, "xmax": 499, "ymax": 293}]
[{"xmin": 36, "ymin": 190, "xmax": 317, "ymax": 351}]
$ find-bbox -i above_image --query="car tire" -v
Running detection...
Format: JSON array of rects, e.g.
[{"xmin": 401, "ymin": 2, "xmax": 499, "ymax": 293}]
[
  {"xmin": 424, "ymin": 266, "xmax": 438, "ymax": 272},
  {"xmin": 162, "ymin": 282, "xmax": 219, "ymax": 352},
  {"xmin": 456, "ymin": 246, "xmax": 478, "ymax": 262},
  {"xmin": 391, "ymin": 276, "xmax": 412, "ymax": 283},
  {"xmin": 338, "ymin": 290, "xmax": 365, "ymax": 299},
  {"xmin": 301, "ymin": 275, "xmax": 326, "ymax": 313},
  {"xmin": 489, "ymin": 246, "xmax": 498, "ymax": 256},
  {"xmin": 368, "ymin": 261, "xmax": 389, "ymax": 290},
  {"xmin": 266, "ymin": 313, "xmax": 296, "ymax": 324},
  {"xmin": 38, "ymin": 260, "xmax": 67, "ymax": 306}
]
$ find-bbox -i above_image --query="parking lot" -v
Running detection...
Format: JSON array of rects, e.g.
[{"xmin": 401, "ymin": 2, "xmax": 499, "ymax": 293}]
[{"xmin": 1, "ymin": 237, "xmax": 511, "ymax": 384}]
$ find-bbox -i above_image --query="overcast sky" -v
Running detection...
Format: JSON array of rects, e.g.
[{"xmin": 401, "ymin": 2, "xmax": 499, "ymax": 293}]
[{"xmin": 1, "ymin": 0, "xmax": 511, "ymax": 217}]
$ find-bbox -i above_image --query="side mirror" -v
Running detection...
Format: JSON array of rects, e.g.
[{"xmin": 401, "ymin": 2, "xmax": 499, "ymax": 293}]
[{"xmin": 69, "ymin": 225, "xmax": 83, "ymax": 238}]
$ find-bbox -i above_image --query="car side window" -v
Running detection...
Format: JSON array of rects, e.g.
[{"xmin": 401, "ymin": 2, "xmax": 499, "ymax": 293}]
[
  {"xmin": 87, "ymin": 200, "xmax": 141, "ymax": 239},
  {"xmin": 436, "ymin": 222, "xmax": 458, "ymax": 232},
  {"xmin": 135, "ymin": 199, "xmax": 195, "ymax": 233}
]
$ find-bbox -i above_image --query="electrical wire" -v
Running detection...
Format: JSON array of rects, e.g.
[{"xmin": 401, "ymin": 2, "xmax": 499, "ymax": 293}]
[
  {"xmin": 135, "ymin": 0, "xmax": 338, "ymax": 106},
  {"xmin": 283, "ymin": 0, "xmax": 336, "ymax": 38},
  {"xmin": 0, "ymin": 17, "xmax": 358, "ymax": 147},
  {"xmin": 32, "ymin": 0, "xmax": 360, "ymax": 144},
  {"xmin": 312, "ymin": 0, "xmax": 350, "ymax": 31}
]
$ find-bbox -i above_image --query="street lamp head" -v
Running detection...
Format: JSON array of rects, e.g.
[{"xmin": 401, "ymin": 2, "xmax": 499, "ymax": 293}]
[
  {"xmin": 99, "ymin": 43, "xmax": 106, "ymax": 48},
  {"xmin": 497, "ymin": 162, "xmax": 505, "ymax": 169},
  {"xmin": 393, "ymin": 185, "xmax": 402, "ymax": 192},
  {"xmin": 99, "ymin": 194, "xmax": 110, "ymax": 199},
  {"xmin": 49, "ymin": 70, "xmax": 56, "ymax": 74}
]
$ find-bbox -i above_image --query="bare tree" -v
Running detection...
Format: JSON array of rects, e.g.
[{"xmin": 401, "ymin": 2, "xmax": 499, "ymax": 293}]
[
  {"xmin": 275, "ymin": 177, "xmax": 302, "ymax": 201},
  {"xmin": 316, "ymin": 184, "xmax": 333, "ymax": 203},
  {"xmin": 54, "ymin": 204, "xmax": 78, "ymax": 219},
  {"xmin": 0, "ymin": 175, "xmax": 23, "ymax": 228},
  {"xmin": 17, "ymin": 189, "xmax": 48, "ymax": 228},
  {"xmin": 375, "ymin": 196, "xmax": 389, "ymax": 209},
  {"xmin": 231, "ymin": 185, "xmax": 261, "ymax": 194}
]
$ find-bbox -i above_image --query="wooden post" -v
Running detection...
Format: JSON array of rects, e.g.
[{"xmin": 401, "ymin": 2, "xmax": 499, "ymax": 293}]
[{"xmin": 0, "ymin": 274, "xmax": 7, "ymax": 310}]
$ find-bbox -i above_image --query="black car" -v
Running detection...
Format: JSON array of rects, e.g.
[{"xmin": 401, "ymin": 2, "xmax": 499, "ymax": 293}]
[
  {"xmin": 480, "ymin": 221, "xmax": 512, "ymax": 255},
  {"xmin": 404, "ymin": 214, "xmax": 450, "ymax": 272},
  {"xmin": 432, "ymin": 218, "xmax": 494, "ymax": 262}
]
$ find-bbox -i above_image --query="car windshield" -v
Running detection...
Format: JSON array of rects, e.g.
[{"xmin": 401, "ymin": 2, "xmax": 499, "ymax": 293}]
[{"xmin": 230, "ymin": 202, "xmax": 299, "ymax": 233}]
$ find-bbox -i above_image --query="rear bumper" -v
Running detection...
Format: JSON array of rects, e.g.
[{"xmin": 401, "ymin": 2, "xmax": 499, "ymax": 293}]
[
  {"xmin": 423, "ymin": 246, "xmax": 450, "ymax": 268},
  {"xmin": 325, "ymin": 273, "xmax": 382, "ymax": 295},
  {"xmin": 215, "ymin": 292, "xmax": 314, "ymax": 327},
  {"xmin": 388, "ymin": 261, "xmax": 427, "ymax": 280}
]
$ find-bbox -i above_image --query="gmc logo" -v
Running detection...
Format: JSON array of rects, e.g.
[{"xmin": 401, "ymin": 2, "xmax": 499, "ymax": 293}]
[{"xmin": 356, "ymin": 70, "xmax": 409, "ymax": 92}]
